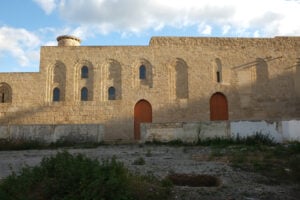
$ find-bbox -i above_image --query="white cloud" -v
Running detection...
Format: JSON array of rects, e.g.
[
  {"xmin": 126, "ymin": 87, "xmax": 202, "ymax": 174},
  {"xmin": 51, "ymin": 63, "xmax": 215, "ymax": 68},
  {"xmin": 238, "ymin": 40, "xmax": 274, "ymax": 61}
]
[
  {"xmin": 222, "ymin": 25, "xmax": 231, "ymax": 35},
  {"xmin": 0, "ymin": 26, "xmax": 41, "ymax": 67},
  {"xmin": 1, "ymin": 0, "xmax": 299, "ymax": 72},
  {"xmin": 198, "ymin": 23, "xmax": 212, "ymax": 35},
  {"xmin": 49, "ymin": 0, "xmax": 300, "ymax": 37},
  {"xmin": 33, "ymin": 0, "xmax": 57, "ymax": 15}
]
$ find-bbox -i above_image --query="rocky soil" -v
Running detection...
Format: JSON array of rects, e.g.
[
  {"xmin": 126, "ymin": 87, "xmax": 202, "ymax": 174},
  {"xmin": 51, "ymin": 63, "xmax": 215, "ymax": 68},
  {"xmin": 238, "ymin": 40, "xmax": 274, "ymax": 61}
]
[{"xmin": 0, "ymin": 145, "xmax": 299, "ymax": 200}]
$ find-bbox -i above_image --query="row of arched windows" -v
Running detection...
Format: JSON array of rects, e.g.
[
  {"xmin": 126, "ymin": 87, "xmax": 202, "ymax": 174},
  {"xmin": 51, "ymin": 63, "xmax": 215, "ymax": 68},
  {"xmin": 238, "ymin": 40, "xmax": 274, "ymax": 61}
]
[
  {"xmin": 52, "ymin": 64, "xmax": 147, "ymax": 102},
  {"xmin": 80, "ymin": 65, "xmax": 146, "ymax": 80},
  {"xmin": 78, "ymin": 61, "xmax": 223, "ymax": 83},
  {"xmin": 51, "ymin": 57, "xmax": 223, "ymax": 103},
  {"xmin": 52, "ymin": 86, "xmax": 117, "ymax": 102}
]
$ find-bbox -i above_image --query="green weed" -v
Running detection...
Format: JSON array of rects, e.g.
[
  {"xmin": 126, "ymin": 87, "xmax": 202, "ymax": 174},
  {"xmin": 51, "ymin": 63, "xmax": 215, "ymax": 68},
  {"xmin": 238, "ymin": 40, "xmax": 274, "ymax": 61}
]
[
  {"xmin": 209, "ymin": 142, "xmax": 300, "ymax": 183},
  {"xmin": 0, "ymin": 151, "xmax": 172, "ymax": 200},
  {"xmin": 133, "ymin": 157, "xmax": 146, "ymax": 165}
]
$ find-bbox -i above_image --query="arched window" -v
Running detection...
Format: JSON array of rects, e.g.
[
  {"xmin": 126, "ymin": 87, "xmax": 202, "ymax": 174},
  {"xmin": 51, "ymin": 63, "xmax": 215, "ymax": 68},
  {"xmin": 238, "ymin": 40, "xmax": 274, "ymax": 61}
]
[
  {"xmin": 81, "ymin": 87, "xmax": 88, "ymax": 101},
  {"xmin": 53, "ymin": 87, "xmax": 60, "ymax": 102},
  {"xmin": 0, "ymin": 83, "xmax": 12, "ymax": 103},
  {"xmin": 139, "ymin": 65, "xmax": 146, "ymax": 79},
  {"xmin": 108, "ymin": 87, "xmax": 116, "ymax": 100},
  {"xmin": 81, "ymin": 66, "xmax": 89, "ymax": 78}
]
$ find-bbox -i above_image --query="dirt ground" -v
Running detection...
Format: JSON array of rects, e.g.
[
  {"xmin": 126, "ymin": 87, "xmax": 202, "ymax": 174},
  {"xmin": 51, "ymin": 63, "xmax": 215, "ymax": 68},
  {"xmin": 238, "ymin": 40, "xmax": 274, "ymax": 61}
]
[{"xmin": 0, "ymin": 145, "xmax": 299, "ymax": 200}]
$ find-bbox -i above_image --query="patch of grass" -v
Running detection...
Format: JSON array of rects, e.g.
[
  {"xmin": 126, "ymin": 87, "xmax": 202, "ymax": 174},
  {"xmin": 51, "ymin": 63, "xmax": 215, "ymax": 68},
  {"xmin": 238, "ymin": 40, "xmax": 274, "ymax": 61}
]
[
  {"xmin": 146, "ymin": 139, "xmax": 186, "ymax": 146},
  {"xmin": 0, "ymin": 139, "xmax": 44, "ymax": 151},
  {"xmin": 48, "ymin": 140, "xmax": 104, "ymax": 149},
  {"xmin": 0, "ymin": 139, "xmax": 104, "ymax": 151},
  {"xmin": 197, "ymin": 133, "xmax": 276, "ymax": 147},
  {"xmin": 146, "ymin": 133, "xmax": 276, "ymax": 147},
  {"xmin": 210, "ymin": 142, "xmax": 300, "ymax": 184},
  {"xmin": 133, "ymin": 157, "xmax": 146, "ymax": 165},
  {"xmin": 0, "ymin": 151, "xmax": 172, "ymax": 200}
]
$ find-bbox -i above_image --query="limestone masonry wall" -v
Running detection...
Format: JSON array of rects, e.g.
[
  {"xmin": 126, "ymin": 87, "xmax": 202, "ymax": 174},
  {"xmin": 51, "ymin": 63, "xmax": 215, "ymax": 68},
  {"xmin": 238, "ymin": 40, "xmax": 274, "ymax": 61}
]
[
  {"xmin": 141, "ymin": 120, "xmax": 300, "ymax": 143},
  {"xmin": 0, "ymin": 36, "xmax": 299, "ymax": 142}
]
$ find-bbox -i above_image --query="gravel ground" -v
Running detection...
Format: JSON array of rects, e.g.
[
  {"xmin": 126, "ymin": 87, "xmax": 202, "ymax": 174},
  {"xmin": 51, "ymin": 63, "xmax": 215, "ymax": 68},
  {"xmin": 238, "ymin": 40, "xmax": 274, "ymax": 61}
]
[{"xmin": 0, "ymin": 145, "xmax": 299, "ymax": 200}]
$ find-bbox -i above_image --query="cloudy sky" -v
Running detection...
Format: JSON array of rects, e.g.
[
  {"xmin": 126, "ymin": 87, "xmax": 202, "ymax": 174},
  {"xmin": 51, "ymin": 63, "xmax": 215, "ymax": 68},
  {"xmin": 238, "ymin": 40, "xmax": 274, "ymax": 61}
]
[{"xmin": 0, "ymin": 0, "xmax": 299, "ymax": 72}]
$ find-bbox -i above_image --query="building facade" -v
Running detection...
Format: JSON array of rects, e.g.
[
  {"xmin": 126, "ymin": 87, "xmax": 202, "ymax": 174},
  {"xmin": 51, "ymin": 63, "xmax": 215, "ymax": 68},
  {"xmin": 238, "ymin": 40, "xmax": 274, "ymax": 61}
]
[{"xmin": 0, "ymin": 35, "xmax": 299, "ymax": 141}]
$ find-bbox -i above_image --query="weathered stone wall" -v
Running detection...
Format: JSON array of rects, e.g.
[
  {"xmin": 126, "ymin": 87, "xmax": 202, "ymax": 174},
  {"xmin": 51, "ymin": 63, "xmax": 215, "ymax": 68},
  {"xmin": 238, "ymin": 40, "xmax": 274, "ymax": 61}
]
[
  {"xmin": 0, "ymin": 36, "xmax": 299, "ymax": 141},
  {"xmin": 0, "ymin": 124, "xmax": 104, "ymax": 144},
  {"xmin": 142, "ymin": 120, "xmax": 300, "ymax": 143}
]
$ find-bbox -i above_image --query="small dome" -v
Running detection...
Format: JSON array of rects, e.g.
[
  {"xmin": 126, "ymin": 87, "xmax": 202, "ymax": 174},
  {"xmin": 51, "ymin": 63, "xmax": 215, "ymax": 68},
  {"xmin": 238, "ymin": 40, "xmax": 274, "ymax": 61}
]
[{"xmin": 57, "ymin": 35, "xmax": 81, "ymax": 46}]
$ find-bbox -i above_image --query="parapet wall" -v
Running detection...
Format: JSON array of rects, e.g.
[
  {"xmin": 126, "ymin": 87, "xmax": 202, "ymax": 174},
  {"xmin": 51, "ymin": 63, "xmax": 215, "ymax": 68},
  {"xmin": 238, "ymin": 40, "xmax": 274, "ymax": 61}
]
[
  {"xmin": 141, "ymin": 120, "xmax": 300, "ymax": 143},
  {"xmin": 0, "ymin": 124, "xmax": 104, "ymax": 144}
]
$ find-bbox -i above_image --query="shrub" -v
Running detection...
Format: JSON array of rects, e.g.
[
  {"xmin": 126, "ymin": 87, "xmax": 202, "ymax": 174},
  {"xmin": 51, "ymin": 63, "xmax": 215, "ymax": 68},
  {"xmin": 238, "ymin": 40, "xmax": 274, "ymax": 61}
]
[
  {"xmin": 197, "ymin": 133, "xmax": 275, "ymax": 147},
  {"xmin": 0, "ymin": 151, "xmax": 171, "ymax": 200}
]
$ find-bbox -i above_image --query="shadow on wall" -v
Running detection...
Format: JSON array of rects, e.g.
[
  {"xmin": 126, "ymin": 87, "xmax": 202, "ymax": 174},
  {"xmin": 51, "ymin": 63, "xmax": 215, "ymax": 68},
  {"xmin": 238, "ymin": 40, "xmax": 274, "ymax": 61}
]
[{"xmin": 0, "ymin": 56, "xmax": 299, "ymax": 142}]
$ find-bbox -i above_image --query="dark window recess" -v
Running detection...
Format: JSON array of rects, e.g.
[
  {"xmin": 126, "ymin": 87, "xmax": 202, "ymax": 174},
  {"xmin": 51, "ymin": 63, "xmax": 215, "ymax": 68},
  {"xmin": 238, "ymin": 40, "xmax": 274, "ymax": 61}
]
[
  {"xmin": 216, "ymin": 71, "xmax": 221, "ymax": 83},
  {"xmin": 1, "ymin": 93, "xmax": 4, "ymax": 103},
  {"xmin": 53, "ymin": 88, "xmax": 60, "ymax": 102},
  {"xmin": 108, "ymin": 87, "xmax": 116, "ymax": 100},
  {"xmin": 139, "ymin": 65, "xmax": 146, "ymax": 79},
  {"xmin": 81, "ymin": 66, "xmax": 89, "ymax": 78},
  {"xmin": 81, "ymin": 87, "xmax": 88, "ymax": 101}
]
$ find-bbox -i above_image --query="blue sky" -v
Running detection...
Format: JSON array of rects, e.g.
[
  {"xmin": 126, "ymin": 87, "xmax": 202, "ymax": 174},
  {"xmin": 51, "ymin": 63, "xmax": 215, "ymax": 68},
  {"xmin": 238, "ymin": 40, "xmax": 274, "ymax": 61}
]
[{"xmin": 0, "ymin": 0, "xmax": 300, "ymax": 72}]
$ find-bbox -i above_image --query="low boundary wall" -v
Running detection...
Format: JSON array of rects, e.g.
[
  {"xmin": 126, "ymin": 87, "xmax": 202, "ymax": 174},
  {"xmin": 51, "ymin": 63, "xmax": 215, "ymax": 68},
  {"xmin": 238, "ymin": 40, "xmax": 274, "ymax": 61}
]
[
  {"xmin": 0, "ymin": 124, "xmax": 104, "ymax": 144},
  {"xmin": 0, "ymin": 120, "xmax": 299, "ymax": 144},
  {"xmin": 141, "ymin": 120, "xmax": 300, "ymax": 143}
]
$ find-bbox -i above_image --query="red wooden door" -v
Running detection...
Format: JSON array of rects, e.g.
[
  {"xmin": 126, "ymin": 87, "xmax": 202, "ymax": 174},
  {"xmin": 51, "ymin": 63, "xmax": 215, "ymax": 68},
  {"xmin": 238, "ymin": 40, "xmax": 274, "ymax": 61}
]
[
  {"xmin": 134, "ymin": 100, "xmax": 152, "ymax": 140},
  {"xmin": 210, "ymin": 93, "xmax": 228, "ymax": 120}
]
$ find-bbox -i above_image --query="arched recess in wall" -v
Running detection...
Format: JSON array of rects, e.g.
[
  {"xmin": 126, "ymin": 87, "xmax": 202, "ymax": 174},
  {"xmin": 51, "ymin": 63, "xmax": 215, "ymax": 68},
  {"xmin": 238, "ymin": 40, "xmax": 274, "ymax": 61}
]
[
  {"xmin": 0, "ymin": 82, "xmax": 12, "ymax": 103},
  {"xmin": 106, "ymin": 59, "xmax": 122, "ymax": 100},
  {"xmin": 256, "ymin": 58, "xmax": 269, "ymax": 84},
  {"xmin": 210, "ymin": 92, "xmax": 228, "ymax": 121},
  {"xmin": 134, "ymin": 99, "xmax": 152, "ymax": 140},
  {"xmin": 169, "ymin": 58, "xmax": 188, "ymax": 99},
  {"xmin": 48, "ymin": 61, "xmax": 66, "ymax": 102},
  {"xmin": 134, "ymin": 58, "xmax": 153, "ymax": 88},
  {"xmin": 75, "ymin": 60, "xmax": 94, "ymax": 101}
]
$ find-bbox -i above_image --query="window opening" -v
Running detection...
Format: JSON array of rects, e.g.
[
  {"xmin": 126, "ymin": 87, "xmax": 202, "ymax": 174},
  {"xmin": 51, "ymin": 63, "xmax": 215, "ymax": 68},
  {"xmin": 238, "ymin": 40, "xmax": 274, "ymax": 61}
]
[
  {"xmin": 108, "ymin": 87, "xmax": 116, "ymax": 100},
  {"xmin": 53, "ymin": 88, "xmax": 60, "ymax": 102},
  {"xmin": 81, "ymin": 66, "xmax": 89, "ymax": 78},
  {"xmin": 216, "ymin": 71, "xmax": 221, "ymax": 83},
  {"xmin": 81, "ymin": 87, "xmax": 88, "ymax": 101},
  {"xmin": 139, "ymin": 65, "xmax": 146, "ymax": 79}
]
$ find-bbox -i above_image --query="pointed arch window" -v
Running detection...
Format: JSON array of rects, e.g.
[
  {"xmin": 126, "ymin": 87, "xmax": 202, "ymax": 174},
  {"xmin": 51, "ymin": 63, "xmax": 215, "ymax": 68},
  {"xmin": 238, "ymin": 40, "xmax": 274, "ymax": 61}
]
[
  {"xmin": 108, "ymin": 87, "xmax": 116, "ymax": 100},
  {"xmin": 81, "ymin": 66, "xmax": 89, "ymax": 78},
  {"xmin": 81, "ymin": 87, "xmax": 88, "ymax": 101},
  {"xmin": 53, "ymin": 87, "xmax": 60, "ymax": 102},
  {"xmin": 139, "ymin": 65, "xmax": 146, "ymax": 79}
]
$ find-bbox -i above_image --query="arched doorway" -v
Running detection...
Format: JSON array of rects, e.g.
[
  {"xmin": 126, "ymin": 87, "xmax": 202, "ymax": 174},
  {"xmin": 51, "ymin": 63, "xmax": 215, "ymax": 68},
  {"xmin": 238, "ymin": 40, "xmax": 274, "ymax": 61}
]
[
  {"xmin": 134, "ymin": 100, "xmax": 152, "ymax": 140},
  {"xmin": 210, "ymin": 92, "xmax": 228, "ymax": 120}
]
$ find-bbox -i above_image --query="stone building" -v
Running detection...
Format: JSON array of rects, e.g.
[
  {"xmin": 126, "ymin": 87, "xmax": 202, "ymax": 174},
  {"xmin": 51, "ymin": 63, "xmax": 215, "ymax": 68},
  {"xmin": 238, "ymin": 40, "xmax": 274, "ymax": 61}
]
[{"xmin": 0, "ymin": 35, "xmax": 299, "ymax": 142}]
